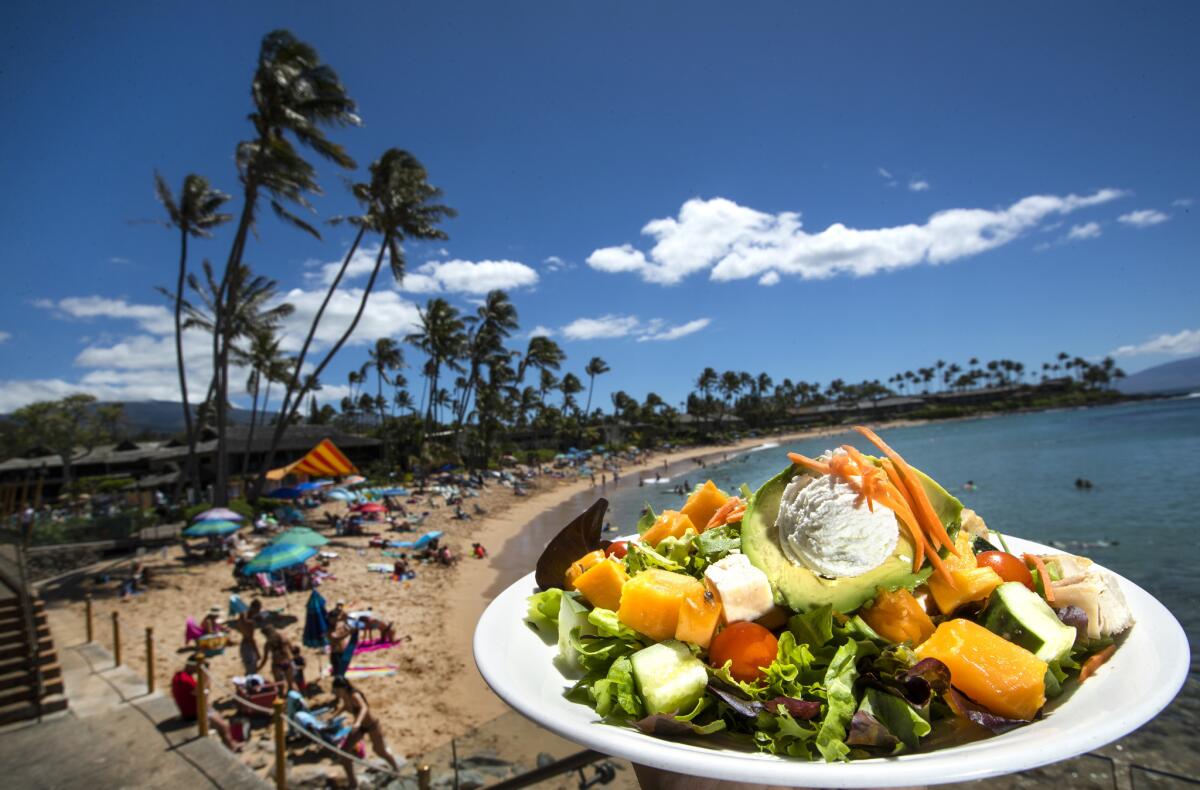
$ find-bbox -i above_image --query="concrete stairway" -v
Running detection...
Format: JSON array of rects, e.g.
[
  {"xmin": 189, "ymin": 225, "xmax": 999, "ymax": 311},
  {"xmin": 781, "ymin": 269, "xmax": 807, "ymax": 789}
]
[{"xmin": 0, "ymin": 596, "xmax": 68, "ymax": 726}]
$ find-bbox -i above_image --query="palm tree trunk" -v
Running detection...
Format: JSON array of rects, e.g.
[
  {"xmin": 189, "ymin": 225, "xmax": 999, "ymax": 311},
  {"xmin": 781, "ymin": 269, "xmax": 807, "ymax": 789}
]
[
  {"xmin": 585, "ymin": 374, "xmax": 596, "ymax": 415},
  {"xmin": 241, "ymin": 371, "xmax": 261, "ymax": 479},
  {"xmin": 172, "ymin": 230, "xmax": 197, "ymax": 502},
  {"xmin": 253, "ymin": 236, "xmax": 386, "ymax": 498},
  {"xmin": 253, "ymin": 225, "xmax": 367, "ymax": 497}
]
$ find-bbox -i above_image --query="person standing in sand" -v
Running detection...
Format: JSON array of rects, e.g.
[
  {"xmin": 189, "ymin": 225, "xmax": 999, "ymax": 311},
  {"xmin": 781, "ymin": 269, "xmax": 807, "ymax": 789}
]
[
  {"xmin": 330, "ymin": 677, "xmax": 402, "ymax": 787},
  {"xmin": 232, "ymin": 599, "xmax": 263, "ymax": 675},
  {"xmin": 258, "ymin": 626, "xmax": 297, "ymax": 693},
  {"xmin": 328, "ymin": 605, "xmax": 354, "ymax": 678}
]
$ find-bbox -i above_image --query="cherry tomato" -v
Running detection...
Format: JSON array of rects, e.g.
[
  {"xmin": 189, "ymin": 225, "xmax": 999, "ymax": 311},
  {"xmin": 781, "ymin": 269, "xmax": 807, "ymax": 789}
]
[
  {"xmin": 605, "ymin": 541, "xmax": 628, "ymax": 559},
  {"xmin": 708, "ymin": 621, "xmax": 778, "ymax": 683},
  {"xmin": 976, "ymin": 551, "xmax": 1035, "ymax": 591}
]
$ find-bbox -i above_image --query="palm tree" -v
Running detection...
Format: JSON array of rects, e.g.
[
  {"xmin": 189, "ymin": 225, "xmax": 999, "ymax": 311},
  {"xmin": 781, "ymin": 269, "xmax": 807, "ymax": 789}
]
[
  {"xmin": 538, "ymin": 369, "xmax": 560, "ymax": 403},
  {"xmin": 208, "ymin": 30, "xmax": 359, "ymax": 504},
  {"xmin": 237, "ymin": 328, "xmax": 291, "ymax": 477},
  {"xmin": 516, "ymin": 335, "xmax": 565, "ymax": 385},
  {"xmin": 455, "ymin": 290, "xmax": 519, "ymax": 430},
  {"xmin": 368, "ymin": 338, "xmax": 403, "ymax": 426},
  {"xmin": 407, "ymin": 298, "xmax": 467, "ymax": 430},
  {"xmin": 560, "ymin": 373, "xmax": 583, "ymax": 415},
  {"xmin": 154, "ymin": 172, "xmax": 231, "ymax": 496},
  {"xmin": 583, "ymin": 357, "xmax": 610, "ymax": 415},
  {"xmin": 258, "ymin": 149, "xmax": 454, "ymax": 490}
]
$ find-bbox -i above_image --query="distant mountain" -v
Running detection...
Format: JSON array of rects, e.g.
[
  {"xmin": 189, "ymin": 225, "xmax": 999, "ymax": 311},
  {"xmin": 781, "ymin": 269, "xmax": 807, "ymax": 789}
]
[
  {"xmin": 0, "ymin": 400, "xmax": 259, "ymax": 437},
  {"xmin": 1116, "ymin": 355, "xmax": 1200, "ymax": 395}
]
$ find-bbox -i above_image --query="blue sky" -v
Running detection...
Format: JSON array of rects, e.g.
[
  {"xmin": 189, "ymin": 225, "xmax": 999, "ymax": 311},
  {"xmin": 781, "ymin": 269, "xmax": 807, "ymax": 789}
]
[{"xmin": 1, "ymin": 2, "xmax": 1197, "ymax": 414}]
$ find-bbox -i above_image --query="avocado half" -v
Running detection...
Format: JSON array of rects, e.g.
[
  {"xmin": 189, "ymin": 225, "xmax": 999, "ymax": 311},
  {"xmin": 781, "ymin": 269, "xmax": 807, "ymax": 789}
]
[{"xmin": 741, "ymin": 462, "xmax": 963, "ymax": 614}]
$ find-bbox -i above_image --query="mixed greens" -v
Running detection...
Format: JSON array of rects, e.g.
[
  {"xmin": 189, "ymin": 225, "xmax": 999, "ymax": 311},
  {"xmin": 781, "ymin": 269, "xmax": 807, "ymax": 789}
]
[{"xmin": 523, "ymin": 428, "xmax": 1128, "ymax": 760}]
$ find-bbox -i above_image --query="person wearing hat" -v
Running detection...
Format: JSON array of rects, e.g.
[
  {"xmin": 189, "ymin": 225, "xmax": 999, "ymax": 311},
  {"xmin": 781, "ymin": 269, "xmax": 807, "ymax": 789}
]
[
  {"xmin": 200, "ymin": 607, "xmax": 225, "ymax": 636},
  {"xmin": 171, "ymin": 657, "xmax": 240, "ymax": 751}
]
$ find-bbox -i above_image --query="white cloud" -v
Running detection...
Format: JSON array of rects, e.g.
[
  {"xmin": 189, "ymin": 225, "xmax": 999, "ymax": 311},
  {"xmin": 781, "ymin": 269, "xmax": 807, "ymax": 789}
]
[
  {"xmin": 636, "ymin": 318, "xmax": 711, "ymax": 343},
  {"xmin": 758, "ymin": 271, "xmax": 781, "ymax": 287},
  {"xmin": 1067, "ymin": 222, "xmax": 1102, "ymax": 241},
  {"xmin": 307, "ymin": 245, "xmax": 387, "ymax": 286},
  {"xmin": 559, "ymin": 314, "xmax": 710, "ymax": 343},
  {"xmin": 877, "ymin": 167, "xmax": 892, "ymax": 179},
  {"xmin": 278, "ymin": 287, "xmax": 422, "ymax": 351},
  {"xmin": 587, "ymin": 189, "xmax": 1125, "ymax": 286},
  {"xmin": 561, "ymin": 315, "xmax": 641, "ymax": 341},
  {"xmin": 528, "ymin": 325, "xmax": 554, "ymax": 338},
  {"xmin": 109, "ymin": 256, "xmax": 131, "ymax": 265},
  {"xmin": 908, "ymin": 180, "xmax": 931, "ymax": 192},
  {"xmin": 543, "ymin": 255, "xmax": 571, "ymax": 272},
  {"xmin": 0, "ymin": 331, "xmax": 9, "ymax": 343},
  {"xmin": 1172, "ymin": 198, "xmax": 1193, "ymax": 207},
  {"xmin": 1111, "ymin": 328, "xmax": 1200, "ymax": 358},
  {"xmin": 39, "ymin": 296, "xmax": 174, "ymax": 335},
  {"xmin": 0, "ymin": 368, "xmax": 210, "ymax": 413},
  {"xmin": 399, "ymin": 259, "xmax": 539, "ymax": 295},
  {"xmin": 1118, "ymin": 209, "xmax": 1170, "ymax": 228}
]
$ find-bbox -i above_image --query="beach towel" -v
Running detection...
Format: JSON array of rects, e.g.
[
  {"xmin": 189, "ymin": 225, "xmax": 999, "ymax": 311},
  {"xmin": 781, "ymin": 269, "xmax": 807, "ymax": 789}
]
[
  {"xmin": 367, "ymin": 563, "xmax": 393, "ymax": 573},
  {"xmin": 184, "ymin": 616, "xmax": 203, "ymax": 643},
  {"xmin": 352, "ymin": 638, "xmax": 404, "ymax": 656},
  {"xmin": 324, "ymin": 664, "xmax": 397, "ymax": 679}
]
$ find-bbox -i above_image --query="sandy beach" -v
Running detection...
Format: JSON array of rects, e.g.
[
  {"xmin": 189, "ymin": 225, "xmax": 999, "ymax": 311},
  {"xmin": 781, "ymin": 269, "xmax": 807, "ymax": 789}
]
[{"xmin": 39, "ymin": 422, "xmax": 921, "ymax": 782}]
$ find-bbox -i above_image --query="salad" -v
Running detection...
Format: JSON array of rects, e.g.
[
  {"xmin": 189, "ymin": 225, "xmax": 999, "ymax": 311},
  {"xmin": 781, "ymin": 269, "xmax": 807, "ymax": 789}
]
[{"xmin": 524, "ymin": 426, "xmax": 1132, "ymax": 761}]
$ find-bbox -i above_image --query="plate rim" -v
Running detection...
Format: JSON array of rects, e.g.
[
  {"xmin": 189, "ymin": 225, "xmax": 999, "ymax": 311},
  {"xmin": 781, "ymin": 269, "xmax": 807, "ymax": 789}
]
[{"xmin": 473, "ymin": 534, "xmax": 1190, "ymax": 787}]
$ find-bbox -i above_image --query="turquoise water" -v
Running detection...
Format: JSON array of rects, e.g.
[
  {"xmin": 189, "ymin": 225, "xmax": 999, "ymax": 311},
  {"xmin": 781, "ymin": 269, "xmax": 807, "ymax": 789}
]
[{"xmin": 607, "ymin": 397, "xmax": 1200, "ymax": 660}]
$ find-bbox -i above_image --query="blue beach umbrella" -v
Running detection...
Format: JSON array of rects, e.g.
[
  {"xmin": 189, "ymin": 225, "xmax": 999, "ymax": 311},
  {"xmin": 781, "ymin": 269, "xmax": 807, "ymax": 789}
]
[
  {"xmin": 183, "ymin": 519, "xmax": 242, "ymax": 538},
  {"xmin": 303, "ymin": 590, "xmax": 329, "ymax": 649},
  {"xmin": 241, "ymin": 542, "xmax": 316, "ymax": 574},
  {"xmin": 327, "ymin": 489, "xmax": 355, "ymax": 502},
  {"xmin": 272, "ymin": 527, "xmax": 329, "ymax": 547},
  {"xmin": 267, "ymin": 486, "xmax": 304, "ymax": 500}
]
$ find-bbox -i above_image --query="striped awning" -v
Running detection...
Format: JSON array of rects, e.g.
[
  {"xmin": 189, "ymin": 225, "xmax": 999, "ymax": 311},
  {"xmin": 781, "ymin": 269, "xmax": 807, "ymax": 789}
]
[{"xmin": 266, "ymin": 439, "xmax": 358, "ymax": 481}]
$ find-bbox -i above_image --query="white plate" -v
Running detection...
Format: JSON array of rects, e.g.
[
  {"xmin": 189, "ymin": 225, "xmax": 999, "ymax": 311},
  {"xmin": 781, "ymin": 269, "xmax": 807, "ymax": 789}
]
[{"xmin": 473, "ymin": 536, "xmax": 1190, "ymax": 787}]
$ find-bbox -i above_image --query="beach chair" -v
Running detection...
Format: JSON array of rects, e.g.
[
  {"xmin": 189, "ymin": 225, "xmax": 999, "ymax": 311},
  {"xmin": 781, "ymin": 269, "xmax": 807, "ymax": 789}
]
[{"xmin": 255, "ymin": 572, "xmax": 286, "ymax": 596}]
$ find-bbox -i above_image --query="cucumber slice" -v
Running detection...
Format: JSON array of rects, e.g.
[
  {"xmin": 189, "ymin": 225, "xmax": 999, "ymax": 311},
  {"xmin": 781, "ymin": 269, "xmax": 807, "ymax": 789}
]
[
  {"xmin": 982, "ymin": 581, "xmax": 1076, "ymax": 662},
  {"xmin": 629, "ymin": 640, "xmax": 709, "ymax": 715},
  {"xmin": 558, "ymin": 591, "xmax": 596, "ymax": 671}
]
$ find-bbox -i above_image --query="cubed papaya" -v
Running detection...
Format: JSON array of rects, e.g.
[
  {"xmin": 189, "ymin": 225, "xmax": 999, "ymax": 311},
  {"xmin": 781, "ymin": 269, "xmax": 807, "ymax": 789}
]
[
  {"xmin": 641, "ymin": 510, "xmax": 696, "ymax": 547},
  {"xmin": 860, "ymin": 587, "xmax": 936, "ymax": 645},
  {"xmin": 915, "ymin": 618, "xmax": 1047, "ymax": 721},
  {"xmin": 675, "ymin": 581, "xmax": 723, "ymax": 648},
  {"xmin": 618, "ymin": 569, "xmax": 703, "ymax": 641},
  {"xmin": 680, "ymin": 481, "xmax": 729, "ymax": 533},
  {"xmin": 564, "ymin": 549, "xmax": 606, "ymax": 590},
  {"xmin": 573, "ymin": 558, "xmax": 629, "ymax": 612},
  {"xmin": 928, "ymin": 566, "xmax": 1004, "ymax": 615}
]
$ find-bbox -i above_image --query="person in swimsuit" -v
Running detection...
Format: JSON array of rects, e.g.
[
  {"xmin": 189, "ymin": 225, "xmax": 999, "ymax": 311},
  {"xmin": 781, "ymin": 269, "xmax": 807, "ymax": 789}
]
[
  {"xmin": 328, "ymin": 608, "xmax": 354, "ymax": 678},
  {"xmin": 257, "ymin": 626, "xmax": 297, "ymax": 693},
  {"xmin": 232, "ymin": 599, "xmax": 263, "ymax": 675},
  {"xmin": 330, "ymin": 677, "xmax": 401, "ymax": 787}
]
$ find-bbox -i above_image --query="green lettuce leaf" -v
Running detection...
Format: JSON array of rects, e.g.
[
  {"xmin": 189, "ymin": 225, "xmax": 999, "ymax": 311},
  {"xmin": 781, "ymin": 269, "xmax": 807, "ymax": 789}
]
[
  {"xmin": 592, "ymin": 655, "xmax": 643, "ymax": 718},
  {"xmin": 814, "ymin": 639, "xmax": 859, "ymax": 762},
  {"xmin": 789, "ymin": 604, "xmax": 834, "ymax": 648},
  {"xmin": 855, "ymin": 687, "xmax": 931, "ymax": 750},
  {"xmin": 696, "ymin": 523, "xmax": 741, "ymax": 560},
  {"xmin": 636, "ymin": 504, "xmax": 657, "ymax": 536},
  {"xmin": 526, "ymin": 588, "xmax": 563, "ymax": 637}
]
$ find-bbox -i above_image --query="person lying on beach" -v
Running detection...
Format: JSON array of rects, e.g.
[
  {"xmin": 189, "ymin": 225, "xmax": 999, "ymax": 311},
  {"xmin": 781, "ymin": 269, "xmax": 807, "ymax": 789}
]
[
  {"xmin": 232, "ymin": 599, "xmax": 263, "ymax": 675},
  {"xmin": 330, "ymin": 677, "xmax": 402, "ymax": 787},
  {"xmin": 258, "ymin": 626, "xmax": 298, "ymax": 694},
  {"xmin": 171, "ymin": 658, "xmax": 241, "ymax": 751}
]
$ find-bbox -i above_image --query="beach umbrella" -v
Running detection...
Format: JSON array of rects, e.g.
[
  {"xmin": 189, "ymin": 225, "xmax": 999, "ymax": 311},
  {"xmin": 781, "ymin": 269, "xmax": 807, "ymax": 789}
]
[
  {"xmin": 343, "ymin": 475, "xmax": 367, "ymax": 486},
  {"xmin": 302, "ymin": 590, "xmax": 329, "ymax": 649},
  {"xmin": 193, "ymin": 507, "xmax": 243, "ymax": 522},
  {"xmin": 327, "ymin": 489, "xmax": 355, "ymax": 502},
  {"xmin": 374, "ymin": 487, "xmax": 408, "ymax": 496},
  {"xmin": 267, "ymin": 486, "xmax": 304, "ymax": 499},
  {"xmin": 293, "ymin": 481, "xmax": 324, "ymax": 492},
  {"xmin": 183, "ymin": 519, "xmax": 242, "ymax": 538},
  {"xmin": 241, "ymin": 542, "xmax": 316, "ymax": 575},
  {"xmin": 272, "ymin": 527, "xmax": 329, "ymax": 547},
  {"xmin": 355, "ymin": 503, "xmax": 386, "ymax": 513}
]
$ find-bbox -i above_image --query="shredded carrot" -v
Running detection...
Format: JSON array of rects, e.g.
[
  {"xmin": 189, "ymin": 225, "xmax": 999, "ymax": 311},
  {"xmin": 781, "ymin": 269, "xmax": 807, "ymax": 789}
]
[
  {"xmin": 1078, "ymin": 644, "xmax": 1117, "ymax": 682},
  {"xmin": 1024, "ymin": 553, "xmax": 1055, "ymax": 603},
  {"xmin": 787, "ymin": 452, "xmax": 831, "ymax": 476},
  {"xmin": 840, "ymin": 445, "xmax": 879, "ymax": 512},
  {"xmin": 705, "ymin": 496, "xmax": 746, "ymax": 531},
  {"xmin": 854, "ymin": 426, "xmax": 959, "ymax": 557}
]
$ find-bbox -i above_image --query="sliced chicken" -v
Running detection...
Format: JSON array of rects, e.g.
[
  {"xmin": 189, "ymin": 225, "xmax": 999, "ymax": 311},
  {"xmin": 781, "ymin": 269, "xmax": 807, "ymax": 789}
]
[{"xmin": 1044, "ymin": 553, "xmax": 1134, "ymax": 640}]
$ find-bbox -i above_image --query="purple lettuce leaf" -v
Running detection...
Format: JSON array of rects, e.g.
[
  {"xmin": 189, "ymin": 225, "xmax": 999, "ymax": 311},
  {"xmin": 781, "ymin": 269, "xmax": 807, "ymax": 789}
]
[{"xmin": 945, "ymin": 687, "xmax": 1029, "ymax": 733}]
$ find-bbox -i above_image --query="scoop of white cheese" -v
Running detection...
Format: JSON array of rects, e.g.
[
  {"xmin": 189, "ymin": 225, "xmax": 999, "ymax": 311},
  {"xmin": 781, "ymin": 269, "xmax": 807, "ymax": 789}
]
[{"xmin": 775, "ymin": 457, "xmax": 899, "ymax": 578}]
